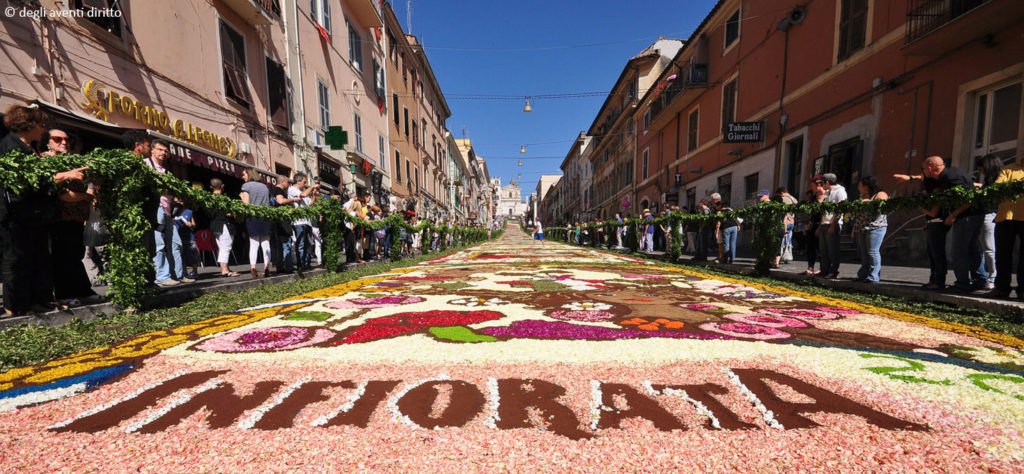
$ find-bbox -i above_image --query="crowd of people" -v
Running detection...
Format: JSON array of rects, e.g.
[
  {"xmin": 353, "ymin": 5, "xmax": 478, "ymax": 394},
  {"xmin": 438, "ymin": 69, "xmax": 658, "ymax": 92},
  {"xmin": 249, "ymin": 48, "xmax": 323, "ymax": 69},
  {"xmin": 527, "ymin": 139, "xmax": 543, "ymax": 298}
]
[
  {"xmin": 558, "ymin": 153, "xmax": 1024, "ymax": 299},
  {"xmin": 0, "ymin": 105, "xmax": 483, "ymax": 317}
]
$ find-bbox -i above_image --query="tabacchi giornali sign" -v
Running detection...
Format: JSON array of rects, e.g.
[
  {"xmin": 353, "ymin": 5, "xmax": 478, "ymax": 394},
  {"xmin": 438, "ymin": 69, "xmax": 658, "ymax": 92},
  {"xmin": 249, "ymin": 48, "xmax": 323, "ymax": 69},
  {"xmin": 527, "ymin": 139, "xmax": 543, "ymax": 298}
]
[
  {"xmin": 80, "ymin": 79, "xmax": 237, "ymax": 157},
  {"xmin": 724, "ymin": 121, "xmax": 764, "ymax": 143}
]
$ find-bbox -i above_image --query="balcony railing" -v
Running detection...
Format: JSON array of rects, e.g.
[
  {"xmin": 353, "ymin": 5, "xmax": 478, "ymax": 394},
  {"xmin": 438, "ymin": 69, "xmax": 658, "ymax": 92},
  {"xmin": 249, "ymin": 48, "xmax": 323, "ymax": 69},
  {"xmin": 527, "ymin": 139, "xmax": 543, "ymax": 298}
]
[
  {"xmin": 906, "ymin": 0, "xmax": 990, "ymax": 44},
  {"xmin": 649, "ymin": 63, "xmax": 708, "ymax": 122}
]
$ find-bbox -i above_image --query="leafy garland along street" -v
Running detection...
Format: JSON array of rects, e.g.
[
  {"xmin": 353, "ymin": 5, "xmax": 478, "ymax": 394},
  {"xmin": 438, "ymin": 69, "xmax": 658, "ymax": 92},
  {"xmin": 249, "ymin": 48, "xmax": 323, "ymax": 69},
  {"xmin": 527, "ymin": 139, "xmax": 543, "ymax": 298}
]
[
  {"xmin": 541, "ymin": 179, "xmax": 1024, "ymax": 274},
  {"xmin": 0, "ymin": 149, "xmax": 496, "ymax": 308}
]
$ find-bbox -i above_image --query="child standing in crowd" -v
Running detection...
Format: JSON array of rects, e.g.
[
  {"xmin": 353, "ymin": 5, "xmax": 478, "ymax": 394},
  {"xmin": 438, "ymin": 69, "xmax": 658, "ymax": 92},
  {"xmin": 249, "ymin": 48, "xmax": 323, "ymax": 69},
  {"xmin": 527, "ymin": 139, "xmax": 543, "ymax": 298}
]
[
  {"xmin": 174, "ymin": 200, "xmax": 200, "ymax": 280},
  {"xmin": 209, "ymin": 178, "xmax": 240, "ymax": 277}
]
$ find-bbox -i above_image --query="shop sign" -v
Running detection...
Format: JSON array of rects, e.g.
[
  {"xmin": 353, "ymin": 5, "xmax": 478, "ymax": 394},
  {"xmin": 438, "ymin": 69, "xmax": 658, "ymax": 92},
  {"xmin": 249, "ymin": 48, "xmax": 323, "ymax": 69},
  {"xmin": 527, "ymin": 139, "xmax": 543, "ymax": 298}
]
[
  {"xmin": 166, "ymin": 141, "xmax": 274, "ymax": 185},
  {"xmin": 724, "ymin": 122, "xmax": 764, "ymax": 143},
  {"xmin": 80, "ymin": 79, "xmax": 237, "ymax": 157},
  {"xmin": 318, "ymin": 155, "xmax": 341, "ymax": 187}
]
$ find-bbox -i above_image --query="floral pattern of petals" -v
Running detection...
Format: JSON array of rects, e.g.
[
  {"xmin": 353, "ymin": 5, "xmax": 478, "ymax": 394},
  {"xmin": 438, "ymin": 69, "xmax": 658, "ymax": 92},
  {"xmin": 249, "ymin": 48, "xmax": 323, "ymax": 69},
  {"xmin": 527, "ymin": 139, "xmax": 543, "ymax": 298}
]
[
  {"xmin": 699, "ymin": 322, "xmax": 791, "ymax": 340},
  {"xmin": 683, "ymin": 303, "xmax": 723, "ymax": 311},
  {"xmin": 325, "ymin": 295, "xmax": 424, "ymax": 309},
  {"xmin": 760, "ymin": 308, "xmax": 841, "ymax": 320},
  {"xmin": 195, "ymin": 327, "xmax": 335, "ymax": 353},
  {"xmin": 724, "ymin": 313, "xmax": 809, "ymax": 328},
  {"xmin": 549, "ymin": 310, "xmax": 616, "ymax": 322},
  {"xmin": 562, "ymin": 302, "xmax": 613, "ymax": 311}
]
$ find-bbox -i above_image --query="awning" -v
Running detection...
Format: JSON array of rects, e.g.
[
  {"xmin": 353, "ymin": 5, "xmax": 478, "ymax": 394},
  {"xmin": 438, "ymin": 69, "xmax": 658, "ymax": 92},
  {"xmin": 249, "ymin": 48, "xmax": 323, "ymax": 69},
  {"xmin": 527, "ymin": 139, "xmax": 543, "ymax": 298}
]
[
  {"xmin": 31, "ymin": 99, "xmax": 131, "ymax": 137},
  {"xmin": 148, "ymin": 130, "xmax": 278, "ymax": 185}
]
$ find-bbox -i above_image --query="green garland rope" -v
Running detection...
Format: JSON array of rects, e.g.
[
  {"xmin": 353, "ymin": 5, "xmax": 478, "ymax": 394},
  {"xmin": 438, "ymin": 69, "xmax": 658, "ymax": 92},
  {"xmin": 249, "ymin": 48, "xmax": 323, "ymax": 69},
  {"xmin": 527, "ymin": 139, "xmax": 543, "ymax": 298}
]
[
  {"xmin": 548, "ymin": 179, "xmax": 1024, "ymax": 275},
  {"xmin": 0, "ymin": 149, "xmax": 496, "ymax": 308}
]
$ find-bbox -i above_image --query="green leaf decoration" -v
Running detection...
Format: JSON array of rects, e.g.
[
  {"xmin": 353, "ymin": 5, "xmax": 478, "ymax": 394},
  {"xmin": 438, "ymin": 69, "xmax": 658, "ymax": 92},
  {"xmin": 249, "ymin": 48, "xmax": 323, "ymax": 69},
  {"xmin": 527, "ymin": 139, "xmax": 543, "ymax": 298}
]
[
  {"xmin": 859, "ymin": 353, "xmax": 953, "ymax": 385},
  {"xmin": 284, "ymin": 311, "xmax": 334, "ymax": 322},
  {"xmin": 428, "ymin": 326, "xmax": 497, "ymax": 343}
]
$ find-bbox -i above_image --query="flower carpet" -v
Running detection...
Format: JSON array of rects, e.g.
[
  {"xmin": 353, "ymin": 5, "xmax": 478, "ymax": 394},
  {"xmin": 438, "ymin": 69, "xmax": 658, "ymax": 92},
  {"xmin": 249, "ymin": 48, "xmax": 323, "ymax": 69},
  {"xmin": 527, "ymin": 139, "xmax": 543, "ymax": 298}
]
[{"xmin": 2, "ymin": 230, "xmax": 1024, "ymax": 471}]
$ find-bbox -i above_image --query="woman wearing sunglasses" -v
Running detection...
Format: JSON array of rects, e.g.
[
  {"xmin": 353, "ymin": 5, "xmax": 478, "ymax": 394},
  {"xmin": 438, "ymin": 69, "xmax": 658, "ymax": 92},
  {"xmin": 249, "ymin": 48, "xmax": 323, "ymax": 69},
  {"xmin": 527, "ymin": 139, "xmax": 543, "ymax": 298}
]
[{"xmin": 42, "ymin": 129, "xmax": 104, "ymax": 307}]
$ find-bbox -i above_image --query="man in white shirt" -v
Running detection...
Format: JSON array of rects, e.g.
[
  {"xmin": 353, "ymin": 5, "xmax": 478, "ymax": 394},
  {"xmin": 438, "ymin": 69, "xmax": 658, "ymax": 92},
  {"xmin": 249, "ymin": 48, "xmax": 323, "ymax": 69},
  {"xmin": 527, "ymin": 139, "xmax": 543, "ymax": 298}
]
[
  {"xmin": 816, "ymin": 173, "xmax": 847, "ymax": 279},
  {"xmin": 143, "ymin": 139, "xmax": 192, "ymax": 286},
  {"xmin": 288, "ymin": 173, "xmax": 319, "ymax": 271}
]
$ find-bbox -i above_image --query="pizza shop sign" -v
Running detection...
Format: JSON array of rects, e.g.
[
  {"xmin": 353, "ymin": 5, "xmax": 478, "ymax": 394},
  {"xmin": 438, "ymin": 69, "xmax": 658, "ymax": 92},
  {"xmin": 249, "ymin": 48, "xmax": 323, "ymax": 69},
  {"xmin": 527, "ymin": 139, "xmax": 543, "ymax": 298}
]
[{"xmin": 80, "ymin": 79, "xmax": 237, "ymax": 157}]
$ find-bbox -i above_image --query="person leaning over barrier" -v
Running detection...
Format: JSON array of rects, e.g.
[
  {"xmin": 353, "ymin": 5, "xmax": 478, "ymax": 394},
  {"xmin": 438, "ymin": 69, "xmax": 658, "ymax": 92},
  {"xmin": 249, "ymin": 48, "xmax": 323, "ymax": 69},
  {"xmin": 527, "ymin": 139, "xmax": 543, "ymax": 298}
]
[{"xmin": 895, "ymin": 156, "xmax": 981, "ymax": 291}]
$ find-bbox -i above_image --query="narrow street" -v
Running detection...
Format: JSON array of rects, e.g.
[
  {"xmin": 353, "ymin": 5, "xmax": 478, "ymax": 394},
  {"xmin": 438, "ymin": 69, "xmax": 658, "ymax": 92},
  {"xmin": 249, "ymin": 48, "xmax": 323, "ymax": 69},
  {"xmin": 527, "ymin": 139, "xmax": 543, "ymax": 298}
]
[{"xmin": 1, "ymin": 225, "xmax": 1023, "ymax": 470}]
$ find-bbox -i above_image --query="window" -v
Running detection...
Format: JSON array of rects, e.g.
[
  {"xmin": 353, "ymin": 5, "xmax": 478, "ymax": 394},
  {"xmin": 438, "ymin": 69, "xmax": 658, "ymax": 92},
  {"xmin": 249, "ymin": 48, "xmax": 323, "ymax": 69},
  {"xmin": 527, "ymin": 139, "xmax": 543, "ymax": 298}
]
[
  {"xmin": 972, "ymin": 82, "xmax": 1022, "ymax": 164},
  {"xmin": 73, "ymin": 0, "xmax": 123, "ymax": 37},
  {"xmin": 373, "ymin": 59, "xmax": 384, "ymax": 98},
  {"xmin": 686, "ymin": 187, "xmax": 696, "ymax": 211},
  {"xmin": 412, "ymin": 121, "xmax": 419, "ymax": 148},
  {"xmin": 724, "ymin": 10, "xmax": 740, "ymax": 50},
  {"xmin": 422, "ymin": 119, "xmax": 427, "ymax": 148},
  {"xmin": 388, "ymin": 31, "xmax": 397, "ymax": 62},
  {"xmin": 688, "ymin": 109, "xmax": 699, "ymax": 152},
  {"xmin": 395, "ymin": 151, "xmax": 402, "ymax": 183},
  {"xmin": 406, "ymin": 160, "xmax": 411, "ymax": 188},
  {"xmin": 393, "ymin": 94, "xmax": 400, "ymax": 126},
  {"xmin": 348, "ymin": 23, "xmax": 363, "ymax": 71},
  {"xmin": 220, "ymin": 21, "xmax": 252, "ymax": 108},
  {"xmin": 744, "ymin": 173, "xmax": 759, "ymax": 201},
  {"xmin": 353, "ymin": 112, "xmax": 363, "ymax": 153},
  {"xmin": 721, "ymin": 78, "xmax": 737, "ymax": 132},
  {"xmin": 627, "ymin": 119, "xmax": 634, "ymax": 137},
  {"xmin": 643, "ymin": 110, "xmax": 650, "ymax": 131},
  {"xmin": 717, "ymin": 173, "xmax": 732, "ymax": 207},
  {"xmin": 266, "ymin": 57, "xmax": 289, "ymax": 128},
  {"xmin": 379, "ymin": 135, "xmax": 386, "ymax": 173},
  {"xmin": 317, "ymin": 79, "xmax": 330, "ymax": 136},
  {"xmin": 310, "ymin": 0, "xmax": 331, "ymax": 36},
  {"xmin": 404, "ymin": 108, "xmax": 409, "ymax": 136},
  {"xmin": 642, "ymin": 148, "xmax": 649, "ymax": 180},
  {"xmin": 837, "ymin": 0, "xmax": 868, "ymax": 61},
  {"xmin": 414, "ymin": 166, "xmax": 419, "ymax": 190}
]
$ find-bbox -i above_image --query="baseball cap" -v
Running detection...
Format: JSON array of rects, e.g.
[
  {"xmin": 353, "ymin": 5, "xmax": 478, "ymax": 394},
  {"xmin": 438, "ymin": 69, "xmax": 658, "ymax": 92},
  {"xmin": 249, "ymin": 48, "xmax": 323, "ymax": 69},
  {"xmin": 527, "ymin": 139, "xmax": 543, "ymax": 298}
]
[
  {"xmin": 756, "ymin": 189, "xmax": 770, "ymax": 198},
  {"xmin": 822, "ymin": 173, "xmax": 838, "ymax": 183},
  {"xmin": 811, "ymin": 175, "xmax": 824, "ymax": 183}
]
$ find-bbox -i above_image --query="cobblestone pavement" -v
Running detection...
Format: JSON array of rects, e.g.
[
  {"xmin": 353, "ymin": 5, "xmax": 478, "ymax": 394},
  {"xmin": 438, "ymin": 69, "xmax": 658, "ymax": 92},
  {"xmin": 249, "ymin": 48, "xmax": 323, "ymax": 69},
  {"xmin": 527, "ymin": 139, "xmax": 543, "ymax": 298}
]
[{"xmin": 1, "ymin": 228, "xmax": 1023, "ymax": 471}]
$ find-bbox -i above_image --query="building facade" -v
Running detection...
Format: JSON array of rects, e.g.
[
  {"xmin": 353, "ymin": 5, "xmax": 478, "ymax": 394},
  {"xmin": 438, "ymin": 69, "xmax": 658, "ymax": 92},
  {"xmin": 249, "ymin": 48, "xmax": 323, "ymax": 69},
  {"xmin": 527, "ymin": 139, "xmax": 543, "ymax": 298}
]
[
  {"xmin": 587, "ymin": 38, "xmax": 683, "ymax": 220},
  {"xmin": 380, "ymin": 2, "xmax": 451, "ymax": 220},
  {"xmin": 494, "ymin": 178, "xmax": 528, "ymax": 219},
  {"xmin": 631, "ymin": 0, "xmax": 1024, "ymax": 259}
]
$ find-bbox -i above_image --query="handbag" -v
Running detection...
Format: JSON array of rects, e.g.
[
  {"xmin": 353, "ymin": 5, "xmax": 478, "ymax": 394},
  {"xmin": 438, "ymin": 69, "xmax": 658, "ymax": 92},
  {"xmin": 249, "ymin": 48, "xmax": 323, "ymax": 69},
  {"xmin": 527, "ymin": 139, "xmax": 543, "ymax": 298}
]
[{"xmin": 83, "ymin": 206, "xmax": 110, "ymax": 247}]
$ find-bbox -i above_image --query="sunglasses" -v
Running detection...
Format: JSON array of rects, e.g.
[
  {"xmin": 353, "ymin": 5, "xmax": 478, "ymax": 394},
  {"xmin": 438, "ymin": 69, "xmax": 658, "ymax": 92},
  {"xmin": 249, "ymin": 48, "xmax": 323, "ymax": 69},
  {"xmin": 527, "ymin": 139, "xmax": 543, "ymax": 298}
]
[{"xmin": 50, "ymin": 136, "xmax": 69, "ymax": 144}]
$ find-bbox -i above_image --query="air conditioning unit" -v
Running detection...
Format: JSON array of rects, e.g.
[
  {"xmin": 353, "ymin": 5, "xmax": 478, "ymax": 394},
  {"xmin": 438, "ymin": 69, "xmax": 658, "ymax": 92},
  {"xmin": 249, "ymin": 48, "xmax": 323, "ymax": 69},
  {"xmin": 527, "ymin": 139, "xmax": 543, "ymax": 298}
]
[{"xmin": 238, "ymin": 142, "xmax": 251, "ymax": 154}]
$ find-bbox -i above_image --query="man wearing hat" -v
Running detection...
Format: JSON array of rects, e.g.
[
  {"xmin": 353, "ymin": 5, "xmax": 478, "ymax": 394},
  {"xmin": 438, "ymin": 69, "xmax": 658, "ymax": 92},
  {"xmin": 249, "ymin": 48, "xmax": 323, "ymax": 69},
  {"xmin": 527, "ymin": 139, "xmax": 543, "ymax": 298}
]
[
  {"xmin": 817, "ymin": 173, "xmax": 847, "ymax": 279},
  {"xmin": 641, "ymin": 209, "xmax": 655, "ymax": 253}
]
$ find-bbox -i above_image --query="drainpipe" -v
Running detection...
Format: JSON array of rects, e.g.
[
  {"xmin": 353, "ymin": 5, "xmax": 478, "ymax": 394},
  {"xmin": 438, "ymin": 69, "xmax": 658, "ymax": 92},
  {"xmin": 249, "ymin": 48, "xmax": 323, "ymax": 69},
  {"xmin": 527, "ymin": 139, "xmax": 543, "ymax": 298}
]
[
  {"xmin": 289, "ymin": 0, "xmax": 309, "ymax": 174},
  {"xmin": 772, "ymin": 27, "xmax": 791, "ymax": 191},
  {"xmin": 39, "ymin": 18, "xmax": 58, "ymax": 103}
]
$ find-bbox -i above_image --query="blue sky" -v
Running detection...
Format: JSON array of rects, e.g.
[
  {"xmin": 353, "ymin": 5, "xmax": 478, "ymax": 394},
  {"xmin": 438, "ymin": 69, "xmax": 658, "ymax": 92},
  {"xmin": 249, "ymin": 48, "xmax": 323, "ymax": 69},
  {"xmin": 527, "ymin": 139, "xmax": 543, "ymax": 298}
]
[{"xmin": 389, "ymin": 0, "xmax": 715, "ymax": 200}]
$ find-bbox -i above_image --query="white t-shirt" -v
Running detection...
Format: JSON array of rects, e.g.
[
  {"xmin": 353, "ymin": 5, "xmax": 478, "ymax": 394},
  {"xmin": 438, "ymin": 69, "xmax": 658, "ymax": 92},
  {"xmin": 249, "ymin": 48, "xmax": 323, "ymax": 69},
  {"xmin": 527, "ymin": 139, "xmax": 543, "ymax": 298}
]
[
  {"xmin": 535, "ymin": 222, "xmax": 543, "ymax": 234},
  {"xmin": 288, "ymin": 186, "xmax": 311, "ymax": 226}
]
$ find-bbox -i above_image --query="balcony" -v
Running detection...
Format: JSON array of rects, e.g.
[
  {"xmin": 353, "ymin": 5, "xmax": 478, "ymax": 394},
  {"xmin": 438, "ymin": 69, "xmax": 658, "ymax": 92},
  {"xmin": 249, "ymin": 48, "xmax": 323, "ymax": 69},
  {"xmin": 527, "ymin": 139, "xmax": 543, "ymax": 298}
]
[
  {"xmin": 344, "ymin": 0, "xmax": 384, "ymax": 28},
  {"xmin": 222, "ymin": 0, "xmax": 280, "ymax": 25},
  {"xmin": 904, "ymin": 0, "xmax": 1024, "ymax": 55},
  {"xmin": 647, "ymin": 63, "xmax": 708, "ymax": 130}
]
